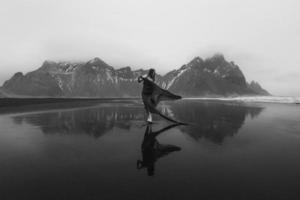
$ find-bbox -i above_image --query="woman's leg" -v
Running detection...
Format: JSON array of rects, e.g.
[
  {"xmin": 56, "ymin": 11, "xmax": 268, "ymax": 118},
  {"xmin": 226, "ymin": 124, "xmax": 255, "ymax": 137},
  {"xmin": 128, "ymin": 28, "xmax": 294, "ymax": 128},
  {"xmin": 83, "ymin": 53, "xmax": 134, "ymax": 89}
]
[
  {"xmin": 143, "ymin": 94, "xmax": 153, "ymax": 123},
  {"xmin": 144, "ymin": 105, "xmax": 152, "ymax": 122},
  {"xmin": 147, "ymin": 111, "xmax": 152, "ymax": 122}
]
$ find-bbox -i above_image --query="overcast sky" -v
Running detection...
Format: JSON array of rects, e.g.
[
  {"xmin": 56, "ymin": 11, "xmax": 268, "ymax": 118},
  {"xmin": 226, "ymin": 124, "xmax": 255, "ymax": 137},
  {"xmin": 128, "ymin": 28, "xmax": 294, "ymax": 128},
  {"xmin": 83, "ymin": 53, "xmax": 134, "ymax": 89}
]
[{"xmin": 0, "ymin": 0, "xmax": 299, "ymax": 96}]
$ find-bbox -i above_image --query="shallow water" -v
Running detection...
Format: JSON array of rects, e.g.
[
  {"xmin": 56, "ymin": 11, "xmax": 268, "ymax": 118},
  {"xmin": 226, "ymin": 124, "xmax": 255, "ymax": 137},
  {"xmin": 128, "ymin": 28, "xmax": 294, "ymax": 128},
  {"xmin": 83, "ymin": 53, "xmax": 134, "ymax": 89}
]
[{"xmin": 0, "ymin": 100, "xmax": 300, "ymax": 200}]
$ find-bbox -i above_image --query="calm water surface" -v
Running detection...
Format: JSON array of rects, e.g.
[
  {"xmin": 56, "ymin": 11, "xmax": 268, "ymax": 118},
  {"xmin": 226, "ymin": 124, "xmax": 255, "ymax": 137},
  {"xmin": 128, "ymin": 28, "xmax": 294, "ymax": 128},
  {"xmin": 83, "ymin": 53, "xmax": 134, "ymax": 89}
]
[{"xmin": 0, "ymin": 100, "xmax": 300, "ymax": 200}]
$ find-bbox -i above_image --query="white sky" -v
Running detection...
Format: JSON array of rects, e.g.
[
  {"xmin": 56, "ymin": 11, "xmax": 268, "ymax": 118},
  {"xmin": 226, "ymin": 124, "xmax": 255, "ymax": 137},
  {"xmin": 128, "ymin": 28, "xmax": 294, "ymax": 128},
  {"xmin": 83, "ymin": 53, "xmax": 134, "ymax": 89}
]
[{"xmin": 0, "ymin": 0, "xmax": 299, "ymax": 96}]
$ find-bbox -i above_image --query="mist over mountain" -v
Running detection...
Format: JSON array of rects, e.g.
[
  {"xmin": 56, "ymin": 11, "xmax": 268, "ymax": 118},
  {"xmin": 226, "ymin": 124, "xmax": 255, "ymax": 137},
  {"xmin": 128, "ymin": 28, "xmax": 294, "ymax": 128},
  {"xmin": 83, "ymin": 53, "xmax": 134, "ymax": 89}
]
[{"xmin": 0, "ymin": 54, "xmax": 269, "ymax": 97}]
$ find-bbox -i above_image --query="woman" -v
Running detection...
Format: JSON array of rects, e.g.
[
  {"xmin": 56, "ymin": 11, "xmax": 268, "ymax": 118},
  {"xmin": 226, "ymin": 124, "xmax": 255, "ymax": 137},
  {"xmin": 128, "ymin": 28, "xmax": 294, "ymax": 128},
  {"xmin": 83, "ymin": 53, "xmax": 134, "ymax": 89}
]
[{"xmin": 138, "ymin": 68, "xmax": 182, "ymax": 123}]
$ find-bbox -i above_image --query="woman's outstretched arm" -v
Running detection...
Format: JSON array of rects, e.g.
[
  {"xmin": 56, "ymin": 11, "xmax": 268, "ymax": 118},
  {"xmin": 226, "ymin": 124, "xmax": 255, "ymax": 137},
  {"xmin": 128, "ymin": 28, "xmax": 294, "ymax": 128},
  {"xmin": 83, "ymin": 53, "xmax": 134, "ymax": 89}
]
[{"xmin": 138, "ymin": 76, "xmax": 144, "ymax": 83}]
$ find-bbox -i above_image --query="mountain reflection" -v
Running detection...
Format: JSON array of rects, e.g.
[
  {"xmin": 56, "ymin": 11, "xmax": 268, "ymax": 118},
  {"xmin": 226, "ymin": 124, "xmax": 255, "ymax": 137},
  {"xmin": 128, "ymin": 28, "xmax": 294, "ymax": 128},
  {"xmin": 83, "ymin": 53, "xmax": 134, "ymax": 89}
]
[
  {"xmin": 168, "ymin": 101, "xmax": 264, "ymax": 144},
  {"xmin": 12, "ymin": 101, "xmax": 264, "ymax": 143},
  {"xmin": 137, "ymin": 124, "xmax": 181, "ymax": 176},
  {"xmin": 13, "ymin": 106, "xmax": 144, "ymax": 138}
]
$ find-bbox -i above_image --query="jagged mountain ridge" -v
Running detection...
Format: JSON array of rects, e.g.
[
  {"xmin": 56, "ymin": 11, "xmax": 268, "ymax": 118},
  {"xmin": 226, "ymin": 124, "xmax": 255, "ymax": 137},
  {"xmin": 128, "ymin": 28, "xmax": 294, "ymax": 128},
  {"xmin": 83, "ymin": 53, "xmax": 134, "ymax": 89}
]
[
  {"xmin": 163, "ymin": 54, "xmax": 254, "ymax": 96},
  {"xmin": 1, "ymin": 54, "xmax": 270, "ymax": 97}
]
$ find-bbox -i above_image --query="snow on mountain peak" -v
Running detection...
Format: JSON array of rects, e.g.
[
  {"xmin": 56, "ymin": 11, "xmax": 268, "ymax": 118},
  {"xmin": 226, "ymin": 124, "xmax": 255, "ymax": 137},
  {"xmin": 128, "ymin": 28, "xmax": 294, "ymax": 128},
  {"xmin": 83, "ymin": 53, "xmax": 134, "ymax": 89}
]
[{"xmin": 166, "ymin": 67, "xmax": 189, "ymax": 89}]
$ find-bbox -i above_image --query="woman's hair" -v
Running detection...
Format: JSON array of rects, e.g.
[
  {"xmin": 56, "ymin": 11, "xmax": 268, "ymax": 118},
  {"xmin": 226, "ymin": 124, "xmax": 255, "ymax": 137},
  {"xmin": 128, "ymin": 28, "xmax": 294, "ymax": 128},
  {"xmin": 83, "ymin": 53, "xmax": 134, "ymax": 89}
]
[{"xmin": 148, "ymin": 68, "xmax": 156, "ymax": 81}]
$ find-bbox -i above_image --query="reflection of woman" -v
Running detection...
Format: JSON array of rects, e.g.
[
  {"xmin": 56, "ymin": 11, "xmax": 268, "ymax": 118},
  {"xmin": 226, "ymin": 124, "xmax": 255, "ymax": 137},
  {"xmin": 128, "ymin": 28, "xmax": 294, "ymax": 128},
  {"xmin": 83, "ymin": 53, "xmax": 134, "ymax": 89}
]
[
  {"xmin": 137, "ymin": 124, "xmax": 181, "ymax": 176},
  {"xmin": 138, "ymin": 69, "xmax": 182, "ymax": 123}
]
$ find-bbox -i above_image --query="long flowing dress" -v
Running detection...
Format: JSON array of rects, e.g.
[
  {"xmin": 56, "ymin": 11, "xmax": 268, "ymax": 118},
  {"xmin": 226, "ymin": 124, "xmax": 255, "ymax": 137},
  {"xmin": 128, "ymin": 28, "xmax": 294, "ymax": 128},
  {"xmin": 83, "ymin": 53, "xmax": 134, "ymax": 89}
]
[{"xmin": 139, "ymin": 76, "xmax": 182, "ymax": 123}]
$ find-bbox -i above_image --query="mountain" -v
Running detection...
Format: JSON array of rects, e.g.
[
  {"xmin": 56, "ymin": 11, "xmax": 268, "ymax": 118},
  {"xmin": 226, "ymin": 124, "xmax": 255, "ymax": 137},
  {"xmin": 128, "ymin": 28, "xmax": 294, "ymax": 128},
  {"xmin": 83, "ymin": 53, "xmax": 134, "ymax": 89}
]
[
  {"xmin": 0, "ymin": 90, "xmax": 5, "ymax": 97},
  {"xmin": 163, "ymin": 54, "xmax": 256, "ymax": 96},
  {"xmin": 247, "ymin": 81, "xmax": 270, "ymax": 95},
  {"xmin": 1, "ymin": 54, "xmax": 270, "ymax": 97}
]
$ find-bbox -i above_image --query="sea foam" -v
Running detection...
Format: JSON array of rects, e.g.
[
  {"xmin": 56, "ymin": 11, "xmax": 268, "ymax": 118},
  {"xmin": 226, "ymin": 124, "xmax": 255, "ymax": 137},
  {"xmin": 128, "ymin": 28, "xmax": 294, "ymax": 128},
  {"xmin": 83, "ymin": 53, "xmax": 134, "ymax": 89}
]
[{"xmin": 185, "ymin": 96, "xmax": 300, "ymax": 104}]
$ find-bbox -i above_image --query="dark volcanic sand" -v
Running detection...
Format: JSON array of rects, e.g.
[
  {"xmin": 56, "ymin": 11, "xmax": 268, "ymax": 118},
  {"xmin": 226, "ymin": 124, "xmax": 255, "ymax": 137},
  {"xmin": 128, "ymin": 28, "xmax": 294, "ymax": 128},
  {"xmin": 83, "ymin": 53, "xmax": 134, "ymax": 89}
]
[{"xmin": 0, "ymin": 99, "xmax": 300, "ymax": 200}]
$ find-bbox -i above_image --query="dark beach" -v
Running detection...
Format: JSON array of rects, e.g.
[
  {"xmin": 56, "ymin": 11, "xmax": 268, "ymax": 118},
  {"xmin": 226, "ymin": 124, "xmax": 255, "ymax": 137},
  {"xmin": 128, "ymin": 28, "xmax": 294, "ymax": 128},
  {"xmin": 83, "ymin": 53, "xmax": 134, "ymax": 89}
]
[{"xmin": 0, "ymin": 99, "xmax": 300, "ymax": 200}]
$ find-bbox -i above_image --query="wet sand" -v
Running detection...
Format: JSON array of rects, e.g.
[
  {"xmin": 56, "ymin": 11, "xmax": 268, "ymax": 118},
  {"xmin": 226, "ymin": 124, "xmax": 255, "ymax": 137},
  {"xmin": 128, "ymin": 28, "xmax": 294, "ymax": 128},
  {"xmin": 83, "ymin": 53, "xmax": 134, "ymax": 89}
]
[{"xmin": 0, "ymin": 99, "xmax": 300, "ymax": 200}]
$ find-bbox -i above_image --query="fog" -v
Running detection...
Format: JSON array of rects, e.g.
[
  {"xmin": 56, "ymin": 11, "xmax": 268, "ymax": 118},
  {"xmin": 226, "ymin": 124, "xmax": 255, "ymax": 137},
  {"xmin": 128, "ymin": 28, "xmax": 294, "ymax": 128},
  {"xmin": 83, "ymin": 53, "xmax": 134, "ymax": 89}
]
[{"xmin": 0, "ymin": 0, "xmax": 299, "ymax": 96}]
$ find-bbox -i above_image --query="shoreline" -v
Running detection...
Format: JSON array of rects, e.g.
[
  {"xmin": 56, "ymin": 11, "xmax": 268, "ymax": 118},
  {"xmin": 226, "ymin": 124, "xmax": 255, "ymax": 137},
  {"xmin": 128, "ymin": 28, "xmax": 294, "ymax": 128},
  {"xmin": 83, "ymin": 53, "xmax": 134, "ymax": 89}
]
[
  {"xmin": 0, "ymin": 97, "xmax": 140, "ymax": 107},
  {"xmin": 1, "ymin": 96, "xmax": 299, "ymax": 108}
]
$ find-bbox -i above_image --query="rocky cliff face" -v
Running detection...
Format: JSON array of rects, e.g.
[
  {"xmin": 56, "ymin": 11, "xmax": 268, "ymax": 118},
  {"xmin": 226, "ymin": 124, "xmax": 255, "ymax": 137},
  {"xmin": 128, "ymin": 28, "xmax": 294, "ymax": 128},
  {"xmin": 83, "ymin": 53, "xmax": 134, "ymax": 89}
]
[{"xmin": 1, "ymin": 54, "xmax": 270, "ymax": 97}]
